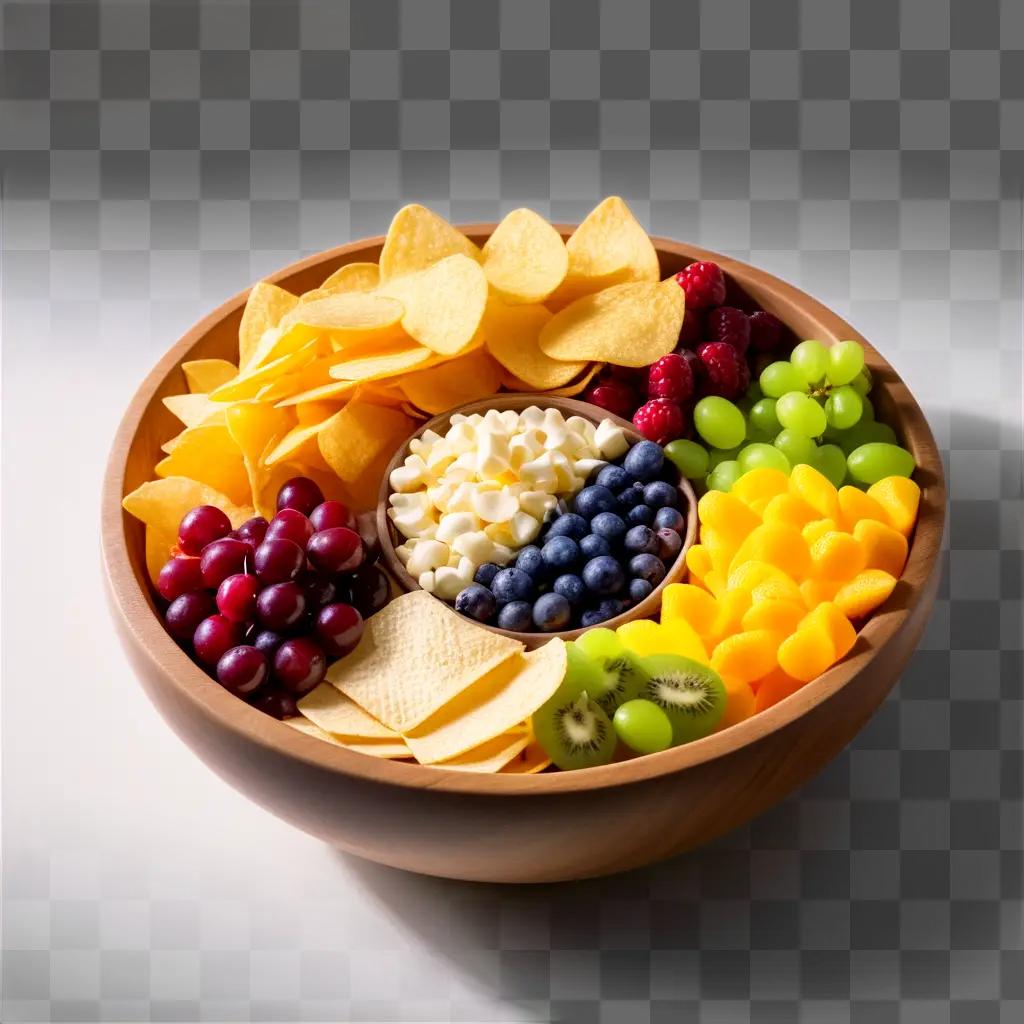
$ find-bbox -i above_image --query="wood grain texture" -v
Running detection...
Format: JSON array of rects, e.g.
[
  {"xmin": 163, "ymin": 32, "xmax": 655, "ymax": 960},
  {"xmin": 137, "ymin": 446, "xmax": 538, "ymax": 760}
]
[
  {"xmin": 101, "ymin": 229, "xmax": 946, "ymax": 882},
  {"xmin": 376, "ymin": 394, "xmax": 697, "ymax": 649}
]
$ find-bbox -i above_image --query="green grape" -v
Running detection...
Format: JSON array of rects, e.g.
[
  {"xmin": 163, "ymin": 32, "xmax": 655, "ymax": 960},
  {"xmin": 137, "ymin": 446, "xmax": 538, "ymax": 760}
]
[
  {"xmin": 824, "ymin": 385, "xmax": 864, "ymax": 430},
  {"xmin": 613, "ymin": 699, "xmax": 673, "ymax": 754},
  {"xmin": 860, "ymin": 398, "xmax": 875, "ymax": 421},
  {"xmin": 749, "ymin": 397, "xmax": 781, "ymax": 436},
  {"xmin": 826, "ymin": 340, "xmax": 865, "ymax": 386},
  {"xmin": 707, "ymin": 445, "xmax": 740, "ymax": 470},
  {"xmin": 850, "ymin": 366, "xmax": 873, "ymax": 397},
  {"xmin": 776, "ymin": 391, "xmax": 827, "ymax": 437},
  {"xmin": 790, "ymin": 340, "xmax": 828, "ymax": 384},
  {"xmin": 745, "ymin": 381, "xmax": 763, "ymax": 403},
  {"xmin": 664, "ymin": 438, "xmax": 710, "ymax": 481},
  {"xmin": 774, "ymin": 428, "xmax": 817, "ymax": 467},
  {"xmin": 760, "ymin": 360, "xmax": 809, "ymax": 398},
  {"xmin": 847, "ymin": 443, "xmax": 915, "ymax": 485},
  {"xmin": 738, "ymin": 442, "xmax": 790, "ymax": 475},
  {"xmin": 707, "ymin": 459, "xmax": 741, "ymax": 492},
  {"xmin": 812, "ymin": 443, "xmax": 848, "ymax": 487},
  {"xmin": 693, "ymin": 396, "xmax": 746, "ymax": 450},
  {"xmin": 836, "ymin": 419, "xmax": 898, "ymax": 454}
]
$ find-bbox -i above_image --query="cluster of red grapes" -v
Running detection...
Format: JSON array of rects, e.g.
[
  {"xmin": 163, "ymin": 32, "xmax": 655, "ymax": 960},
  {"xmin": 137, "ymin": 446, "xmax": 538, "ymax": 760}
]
[
  {"xmin": 155, "ymin": 477, "xmax": 387, "ymax": 719},
  {"xmin": 584, "ymin": 261, "xmax": 794, "ymax": 445}
]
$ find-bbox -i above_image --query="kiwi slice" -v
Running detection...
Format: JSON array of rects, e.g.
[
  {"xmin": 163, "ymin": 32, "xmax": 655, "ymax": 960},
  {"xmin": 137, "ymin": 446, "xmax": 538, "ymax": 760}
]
[
  {"xmin": 574, "ymin": 628, "xmax": 649, "ymax": 715},
  {"xmin": 533, "ymin": 689, "xmax": 617, "ymax": 771},
  {"xmin": 636, "ymin": 653, "xmax": 727, "ymax": 744}
]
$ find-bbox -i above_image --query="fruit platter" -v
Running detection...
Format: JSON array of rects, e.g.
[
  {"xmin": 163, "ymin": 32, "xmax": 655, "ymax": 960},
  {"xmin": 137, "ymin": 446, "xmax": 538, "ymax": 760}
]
[{"xmin": 103, "ymin": 199, "xmax": 944, "ymax": 881}]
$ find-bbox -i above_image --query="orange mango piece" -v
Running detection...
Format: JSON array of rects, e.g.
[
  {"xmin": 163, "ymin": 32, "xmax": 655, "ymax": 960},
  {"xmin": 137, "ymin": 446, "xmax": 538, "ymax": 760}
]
[
  {"xmin": 716, "ymin": 675, "xmax": 756, "ymax": 731},
  {"xmin": 711, "ymin": 589, "xmax": 752, "ymax": 639},
  {"xmin": 790, "ymin": 463, "xmax": 840, "ymax": 520},
  {"xmin": 803, "ymin": 602, "xmax": 857, "ymax": 661},
  {"xmin": 729, "ymin": 522, "xmax": 812, "ymax": 581},
  {"xmin": 661, "ymin": 583, "xmax": 719, "ymax": 639},
  {"xmin": 762, "ymin": 491, "xmax": 820, "ymax": 530},
  {"xmin": 711, "ymin": 629, "xmax": 784, "ymax": 684},
  {"xmin": 704, "ymin": 569, "xmax": 728, "ymax": 597},
  {"xmin": 778, "ymin": 622, "xmax": 835, "ymax": 682},
  {"xmin": 750, "ymin": 574, "xmax": 804, "ymax": 606},
  {"xmin": 802, "ymin": 518, "xmax": 838, "ymax": 547},
  {"xmin": 618, "ymin": 617, "xmax": 708, "ymax": 664},
  {"xmin": 698, "ymin": 490, "xmax": 762, "ymax": 547},
  {"xmin": 834, "ymin": 569, "xmax": 897, "ymax": 619},
  {"xmin": 800, "ymin": 577, "xmax": 842, "ymax": 609},
  {"xmin": 867, "ymin": 476, "xmax": 921, "ymax": 537},
  {"xmin": 686, "ymin": 543, "xmax": 713, "ymax": 582},
  {"xmin": 809, "ymin": 530, "xmax": 866, "ymax": 581},
  {"xmin": 837, "ymin": 485, "xmax": 890, "ymax": 532},
  {"xmin": 742, "ymin": 597, "xmax": 806, "ymax": 635},
  {"xmin": 853, "ymin": 518, "xmax": 908, "ymax": 577},
  {"xmin": 730, "ymin": 467, "xmax": 790, "ymax": 508},
  {"xmin": 727, "ymin": 559, "xmax": 793, "ymax": 594},
  {"xmin": 700, "ymin": 526, "xmax": 737, "ymax": 571},
  {"xmin": 754, "ymin": 667, "xmax": 806, "ymax": 712}
]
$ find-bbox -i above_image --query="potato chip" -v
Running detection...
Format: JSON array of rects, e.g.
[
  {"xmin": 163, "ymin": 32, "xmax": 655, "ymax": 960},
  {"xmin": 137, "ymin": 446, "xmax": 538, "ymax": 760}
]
[
  {"xmin": 224, "ymin": 402, "xmax": 296, "ymax": 519},
  {"xmin": 264, "ymin": 411, "xmax": 342, "ymax": 467},
  {"xmin": 480, "ymin": 208, "xmax": 568, "ymax": 304},
  {"xmin": 144, "ymin": 525, "xmax": 177, "ymax": 585},
  {"xmin": 163, "ymin": 393, "xmax": 226, "ymax": 430},
  {"xmin": 278, "ymin": 291, "xmax": 405, "ymax": 334},
  {"xmin": 295, "ymin": 400, "xmax": 343, "ymax": 425},
  {"xmin": 285, "ymin": 717, "xmax": 412, "ymax": 758},
  {"xmin": 181, "ymin": 359, "xmax": 237, "ymax": 394},
  {"xmin": 430, "ymin": 731, "xmax": 532, "ymax": 773},
  {"xmin": 399, "ymin": 347, "xmax": 503, "ymax": 415},
  {"xmin": 377, "ymin": 254, "xmax": 489, "ymax": 356},
  {"xmin": 211, "ymin": 338, "xmax": 325, "ymax": 403},
  {"xmin": 320, "ymin": 261, "xmax": 380, "ymax": 293},
  {"xmin": 328, "ymin": 344, "xmax": 436, "ymax": 382},
  {"xmin": 274, "ymin": 379, "xmax": 359, "ymax": 407},
  {"xmin": 154, "ymin": 423, "xmax": 250, "ymax": 506},
  {"xmin": 403, "ymin": 639, "xmax": 565, "ymax": 764},
  {"xmin": 539, "ymin": 278, "xmax": 684, "ymax": 367},
  {"xmin": 325, "ymin": 590, "xmax": 523, "ymax": 732},
  {"xmin": 501, "ymin": 742, "xmax": 553, "ymax": 774},
  {"xmin": 296, "ymin": 684, "xmax": 399, "ymax": 739},
  {"xmin": 238, "ymin": 281, "xmax": 300, "ymax": 369},
  {"xmin": 317, "ymin": 399, "xmax": 415, "ymax": 484},
  {"xmin": 483, "ymin": 302, "xmax": 587, "ymax": 390},
  {"xmin": 545, "ymin": 363, "xmax": 603, "ymax": 397},
  {"xmin": 378, "ymin": 203, "xmax": 480, "ymax": 281}
]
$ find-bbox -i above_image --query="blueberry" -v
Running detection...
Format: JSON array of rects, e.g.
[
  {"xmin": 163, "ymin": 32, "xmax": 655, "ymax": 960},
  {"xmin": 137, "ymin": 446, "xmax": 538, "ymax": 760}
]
[
  {"xmin": 579, "ymin": 533, "xmax": 612, "ymax": 560},
  {"xmin": 654, "ymin": 506, "xmax": 686, "ymax": 533},
  {"xmin": 573, "ymin": 484, "xmax": 617, "ymax": 520},
  {"xmin": 514, "ymin": 545, "xmax": 545, "ymax": 580},
  {"xmin": 629, "ymin": 553, "xmax": 667, "ymax": 587},
  {"xmin": 656, "ymin": 527, "xmax": 683, "ymax": 562},
  {"xmin": 629, "ymin": 578, "xmax": 654, "ymax": 603},
  {"xmin": 454, "ymin": 584, "xmax": 497, "ymax": 623},
  {"xmin": 643, "ymin": 480, "xmax": 678, "ymax": 509},
  {"xmin": 623, "ymin": 440, "xmax": 665, "ymax": 482},
  {"xmin": 580, "ymin": 609, "xmax": 608, "ymax": 628},
  {"xmin": 627, "ymin": 504, "xmax": 655, "ymax": 527},
  {"xmin": 590, "ymin": 511, "xmax": 627, "ymax": 543},
  {"xmin": 596, "ymin": 464, "xmax": 634, "ymax": 492},
  {"xmin": 541, "ymin": 535, "xmax": 581, "ymax": 574},
  {"xmin": 623, "ymin": 524, "xmax": 660, "ymax": 556},
  {"xmin": 582, "ymin": 555, "xmax": 626, "ymax": 596},
  {"xmin": 553, "ymin": 573, "xmax": 586, "ymax": 608},
  {"xmin": 616, "ymin": 483, "xmax": 646, "ymax": 512},
  {"xmin": 473, "ymin": 562, "xmax": 500, "ymax": 587},
  {"xmin": 497, "ymin": 600, "xmax": 533, "ymax": 632},
  {"xmin": 491, "ymin": 567, "xmax": 535, "ymax": 604},
  {"xmin": 533, "ymin": 592, "xmax": 572, "ymax": 632},
  {"xmin": 545, "ymin": 512, "xmax": 589, "ymax": 541},
  {"xmin": 595, "ymin": 598, "xmax": 626, "ymax": 620}
]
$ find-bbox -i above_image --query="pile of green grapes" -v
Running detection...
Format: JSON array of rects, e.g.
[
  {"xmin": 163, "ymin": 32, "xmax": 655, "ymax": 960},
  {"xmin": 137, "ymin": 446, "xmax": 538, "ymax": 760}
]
[{"xmin": 663, "ymin": 339, "xmax": 916, "ymax": 493}]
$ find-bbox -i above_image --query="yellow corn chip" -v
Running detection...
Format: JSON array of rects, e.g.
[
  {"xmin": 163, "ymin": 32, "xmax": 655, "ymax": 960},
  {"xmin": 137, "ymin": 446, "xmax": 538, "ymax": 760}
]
[
  {"xmin": 320, "ymin": 261, "xmax": 380, "ymax": 293},
  {"xmin": 378, "ymin": 203, "xmax": 480, "ymax": 281},
  {"xmin": 285, "ymin": 718, "xmax": 411, "ymax": 758},
  {"xmin": 317, "ymin": 400, "xmax": 414, "ymax": 484},
  {"xmin": 181, "ymin": 359, "xmax": 237, "ymax": 394},
  {"xmin": 154, "ymin": 423, "xmax": 250, "ymax": 507},
  {"xmin": 483, "ymin": 301, "xmax": 587, "ymax": 390},
  {"xmin": 325, "ymin": 591, "xmax": 523, "ymax": 732},
  {"xmin": 399, "ymin": 347, "xmax": 503, "ymax": 415},
  {"xmin": 430, "ymin": 731, "xmax": 532, "ymax": 773},
  {"xmin": 238, "ymin": 281, "xmax": 300, "ymax": 369},
  {"xmin": 296, "ymin": 684, "xmax": 399, "ymax": 739},
  {"xmin": 481, "ymin": 208, "xmax": 568, "ymax": 304},
  {"xmin": 403, "ymin": 639, "xmax": 565, "ymax": 764}
]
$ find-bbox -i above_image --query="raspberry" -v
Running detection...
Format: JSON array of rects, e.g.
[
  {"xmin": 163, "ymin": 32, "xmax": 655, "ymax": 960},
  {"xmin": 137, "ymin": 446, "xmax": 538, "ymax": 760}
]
[
  {"xmin": 585, "ymin": 379, "xmax": 637, "ymax": 419},
  {"xmin": 633, "ymin": 399, "xmax": 686, "ymax": 445},
  {"xmin": 647, "ymin": 353, "xmax": 695, "ymax": 404},
  {"xmin": 697, "ymin": 341, "xmax": 749, "ymax": 400},
  {"xmin": 706, "ymin": 306, "xmax": 750, "ymax": 355},
  {"xmin": 677, "ymin": 306, "xmax": 703, "ymax": 348},
  {"xmin": 748, "ymin": 310, "xmax": 785, "ymax": 352},
  {"xmin": 674, "ymin": 261, "xmax": 726, "ymax": 310}
]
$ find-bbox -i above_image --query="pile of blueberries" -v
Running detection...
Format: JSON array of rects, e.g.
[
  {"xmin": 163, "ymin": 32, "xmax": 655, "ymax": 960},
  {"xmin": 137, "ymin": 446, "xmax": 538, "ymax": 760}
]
[{"xmin": 454, "ymin": 440, "xmax": 688, "ymax": 632}]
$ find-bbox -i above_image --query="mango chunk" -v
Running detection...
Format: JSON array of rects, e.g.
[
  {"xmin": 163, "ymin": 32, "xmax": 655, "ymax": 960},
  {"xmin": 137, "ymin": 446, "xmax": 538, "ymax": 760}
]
[
  {"xmin": 853, "ymin": 518, "xmax": 908, "ymax": 577},
  {"xmin": 711, "ymin": 629, "xmax": 784, "ymax": 684},
  {"xmin": 837, "ymin": 485, "xmax": 889, "ymax": 532},
  {"xmin": 867, "ymin": 476, "xmax": 921, "ymax": 537},
  {"xmin": 790, "ymin": 463, "xmax": 840, "ymax": 520},
  {"xmin": 834, "ymin": 569, "xmax": 897, "ymax": 619},
  {"xmin": 729, "ymin": 522, "xmax": 811, "ymax": 581},
  {"xmin": 809, "ymin": 530, "xmax": 866, "ymax": 581},
  {"xmin": 753, "ymin": 667, "xmax": 806, "ymax": 712}
]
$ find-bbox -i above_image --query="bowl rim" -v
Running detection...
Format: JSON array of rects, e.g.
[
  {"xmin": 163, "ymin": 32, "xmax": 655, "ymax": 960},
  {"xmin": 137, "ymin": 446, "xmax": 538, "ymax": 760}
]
[
  {"xmin": 102, "ymin": 227, "xmax": 947, "ymax": 796},
  {"xmin": 376, "ymin": 394, "xmax": 698, "ymax": 648}
]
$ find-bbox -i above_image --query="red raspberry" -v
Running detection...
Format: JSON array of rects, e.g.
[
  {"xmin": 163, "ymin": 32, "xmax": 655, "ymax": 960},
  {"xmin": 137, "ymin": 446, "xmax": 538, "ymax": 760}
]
[
  {"xmin": 697, "ymin": 341, "xmax": 749, "ymax": 400},
  {"xmin": 647, "ymin": 353, "xmax": 695, "ymax": 404},
  {"xmin": 677, "ymin": 306, "xmax": 703, "ymax": 348},
  {"xmin": 585, "ymin": 379, "xmax": 637, "ymax": 419},
  {"xmin": 632, "ymin": 399, "xmax": 686, "ymax": 445},
  {"xmin": 748, "ymin": 310, "xmax": 785, "ymax": 352},
  {"xmin": 705, "ymin": 306, "xmax": 750, "ymax": 355},
  {"xmin": 674, "ymin": 261, "xmax": 726, "ymax": 310}
]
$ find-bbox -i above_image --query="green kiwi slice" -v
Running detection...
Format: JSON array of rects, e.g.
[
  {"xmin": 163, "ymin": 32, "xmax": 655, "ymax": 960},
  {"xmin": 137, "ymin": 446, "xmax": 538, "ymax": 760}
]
[
  {"xmin": 636, "ymin": 653, "xmax": 727, "ymax": 744},
  {"xmin": 533, "ymin": 688, "xmax": 617, "ymax": 771},
  {"xmin": 574, "ymin": 628, "xmax": 649, "ymax": 715}
]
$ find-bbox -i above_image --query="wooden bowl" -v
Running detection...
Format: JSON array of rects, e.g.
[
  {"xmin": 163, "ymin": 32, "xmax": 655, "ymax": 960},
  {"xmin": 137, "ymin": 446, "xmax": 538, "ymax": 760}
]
[
  {"xmin": 376, "ymin": 394, "xmax": 698, "ymax": 649},
  {"xmin": 102, "ymin": 228, "xmax": 946, "ymax": 883}
]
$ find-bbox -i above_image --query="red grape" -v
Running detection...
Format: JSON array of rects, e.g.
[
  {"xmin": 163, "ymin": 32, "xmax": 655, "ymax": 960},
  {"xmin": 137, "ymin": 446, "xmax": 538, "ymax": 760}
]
[
  {"xmin": 276, "ymin": 477, "xmax": 324, "ymax": 517},
  {"xmin": 236, "ymin": 516, "xmax": 269, "ymax": 547},
  {"xmin": 251, "ymin": 629, "xmax": 286, "ymax": 659},
  {"xmin": 165, "ymin": 591, "xmax": 216, "ymax": 641},
  {"xmin": 216, "ymin": 573, "xmax": 259, "ymax": 622},
  {"xmin": 265, "ymin": 507, "xmax": 315, "ymax": 548},
  {"xmin": 301, "ymin": 573, "xmax": 338, "ymax": 609},
  {"xmin": 216, "ymin": 645, "xmax": 268, "ymax": 696},
  {"xmin": 256, "ymin": 581, "xmax": 307, "ymax": 631},
  {"xmin": 251, "ymin": 688, "xmax": 298, "ymax": 720},
  {"xmin": 193, "ymin": 614, "xmax": 244, "ymax": 666},
  {"xmin": 274, "ymin": 638, "xmax": 327, "ymax": 695},
  {"xmin": 307, "ymin": 527, "xmax": 363, "ymax": 575},
  {"xmin": 199, "ymin": 538, "xmax": 253, "ymax": 588},
  {"xmin": 347, "ymin": 564, "xmax": 389, "ymax": 617},
  {"xmin": 315, "ymin": 602, "xmax": 364, "ymax": 658},
  {"xmin": 156, "ymin": 556, "xmax": 203, "ymax": 602},
  {"xmin": 178, "ymin": 505, "xmax": 231, "ymax": 555},
  {"xmin": 310, "ymin": 500, "xmax": 356, "ymax": 532},
  {"xmin": 355, "ymin": 511, "xmax": 381, "ymax": 562},
  {"xmin": 254, "ymin": 537, "xmax": 304, "ymax": 584}
]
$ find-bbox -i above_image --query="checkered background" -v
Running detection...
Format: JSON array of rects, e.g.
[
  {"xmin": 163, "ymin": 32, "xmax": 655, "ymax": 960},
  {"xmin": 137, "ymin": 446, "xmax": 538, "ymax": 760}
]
[{"xmin": 2, "ymin": 0, "xmax": 1022, "ymax": 1021}]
